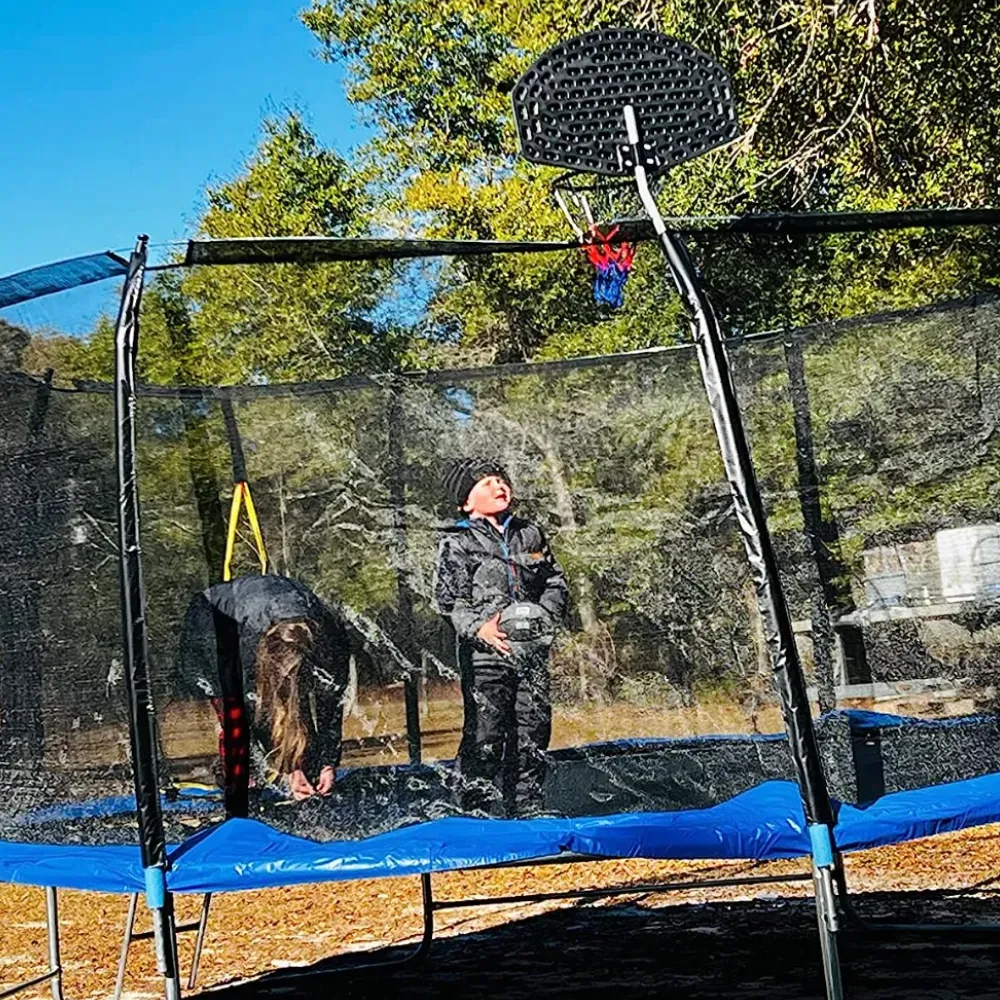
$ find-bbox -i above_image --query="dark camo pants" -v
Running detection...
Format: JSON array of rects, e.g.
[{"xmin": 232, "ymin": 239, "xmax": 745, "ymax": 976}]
[{"xmin": 457, "ymin": 650, "xmax": 552, "ymax": 817}]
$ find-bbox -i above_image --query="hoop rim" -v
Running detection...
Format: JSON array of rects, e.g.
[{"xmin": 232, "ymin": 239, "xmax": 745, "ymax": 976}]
[{"xmin": 551, "ymin": 171, "xmax": 645, "ymax": 240}]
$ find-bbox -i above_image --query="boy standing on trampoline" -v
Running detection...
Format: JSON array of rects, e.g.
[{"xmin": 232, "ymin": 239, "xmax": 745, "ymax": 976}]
[{"xmin": 435, "ymin": 457, "xmax": 569, "ymax": 818}]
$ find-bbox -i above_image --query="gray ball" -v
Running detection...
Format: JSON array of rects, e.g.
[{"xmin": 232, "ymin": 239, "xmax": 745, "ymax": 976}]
[{"xmin": 499, "ymin": 602, "xmax": 555, "ymax": 661}]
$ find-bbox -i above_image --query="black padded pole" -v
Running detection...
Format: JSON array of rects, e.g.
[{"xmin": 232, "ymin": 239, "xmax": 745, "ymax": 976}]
[
  {"xmin": 621, "ymin": 110, "xmax": 834, "ymax": 827},
  {"xmin": 114, "ymin": 236, "xmax": 164, "ymax": 866},
  {"xmin": 784, "ymin": 338, "xmax": 868, "ymax": 690},
  {"xmin": 664, "ymin": 231, "xmax": 833, "ymax": 825},
  {"xmin": 113, "ymin": 236, "xmax": 182, "ymax": 998},
  {"xmin": 784, "ymin": 339, "xmax": 837, "ymax": 715},
  {"xmin": 220, "ymin": 397, "xmax": 248, "ymax": 484}
]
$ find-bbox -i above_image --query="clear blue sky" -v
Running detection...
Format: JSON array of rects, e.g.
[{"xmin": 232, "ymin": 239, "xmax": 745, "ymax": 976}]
[{"xmin": 0, "ymin": 1, "xmax": 370, "ymax": 280}]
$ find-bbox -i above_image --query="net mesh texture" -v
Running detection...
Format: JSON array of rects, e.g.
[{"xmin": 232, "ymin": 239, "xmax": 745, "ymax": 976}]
[{"xmin": 1, "ymin": 234, "xmax": 1000, "ymax": 850}]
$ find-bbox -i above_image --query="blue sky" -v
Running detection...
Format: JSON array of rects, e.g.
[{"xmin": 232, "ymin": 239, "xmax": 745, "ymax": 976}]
[{"xmin": 0, "ymin": 1, "xmax": 370, "ymax": 281}]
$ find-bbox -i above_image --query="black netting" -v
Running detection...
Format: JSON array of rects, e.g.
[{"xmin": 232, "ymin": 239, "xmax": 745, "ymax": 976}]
[
  {"xmin": 2, "ymin": 236, "xmax": 1000, "ymax": 854},
  {"xmin": 0, "ymin": 373, "xmax": 133, "ymax": 844}
]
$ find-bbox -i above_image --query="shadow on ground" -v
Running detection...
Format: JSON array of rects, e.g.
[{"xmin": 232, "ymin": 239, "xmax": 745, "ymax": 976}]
[{"xmin": 202, "ymin": 891, "xmax": 1000, "ymax": 998}]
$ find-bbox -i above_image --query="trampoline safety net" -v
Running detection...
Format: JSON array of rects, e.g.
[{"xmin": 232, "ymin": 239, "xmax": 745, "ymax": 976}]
[{"xmin": 2, "ymin": 243, "xmax": 1000, "ymax": 857}]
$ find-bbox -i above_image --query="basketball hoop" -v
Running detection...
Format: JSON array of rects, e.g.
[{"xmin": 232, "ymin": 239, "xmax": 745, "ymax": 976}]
[
  {"xmin": 552, "ymin": 172, "xmax": 638, "ymax": 308},
  {"xmin": 517, "ymin": 30, "xmax": 738, "ymax": 311},
  {"xmin": 511, "ymin": 42, "xmax": 846, "ymax": 981}
]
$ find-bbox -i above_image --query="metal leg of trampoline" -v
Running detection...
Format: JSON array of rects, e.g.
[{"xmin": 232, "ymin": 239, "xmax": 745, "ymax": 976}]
[
  {"xmin": 114, "ymin": 893, "xmax": 140, "ymax": 1000},
  {"xmin": 0, "ymin": 887, "xmax": 64, "ymax": 1000},
  {"xmin": 249, "ymin": 872, "xmax": 436, "ymax": 988},
  {"xmin": 415, "ymin": 872, "xmax": 435, "ymax": 962},
  {"xmin": 154, "ymin": 899, "xmax": 183, "ymax": 1000},
  {"xmin": 115, "ymin": 891, "xmax": 213, "ymax": 999},
  {"xmin": 833, "ymin": 850, "xmax": 1000, "ymax": 938},
  {"xmin": 187, "ymin": 893, "xmax": 213, "ymax": 991},
  {"xmin": 813, "ymin": 862, "xmax": 844, "ymax": 1000},
  {"xmin": 45, "ymin": 888, "xmax": 63, "ymax": 1000}
]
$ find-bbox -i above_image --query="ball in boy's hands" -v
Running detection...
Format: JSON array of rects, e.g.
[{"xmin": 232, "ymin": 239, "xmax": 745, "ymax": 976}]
[
  {"xmin": 499, "ymin": 602, "xmax": 555, "ymax": 661},
  {"xmin": 499, "ymin": 602, "xmax": 554, "ymax": 642},
  {"xmin": 476, "ymin": 613, "xmax": 511, "ymax": 655}
]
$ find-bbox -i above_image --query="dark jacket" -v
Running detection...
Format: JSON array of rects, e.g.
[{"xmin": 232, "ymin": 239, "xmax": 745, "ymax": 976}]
[
  {"xmin": 177, "ymin": 574, "xmax": 350, "ymax": 778},
  {"xmin": 434, "ymin": 514, "xmax": 569, "ymax": 650}
]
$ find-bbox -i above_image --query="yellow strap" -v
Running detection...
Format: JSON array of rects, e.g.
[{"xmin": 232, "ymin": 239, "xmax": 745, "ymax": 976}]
[
  {"xmin": 242, "ymin": 484, "xmax": 268, "ymax": 575},
  {"xmin": 222, "ymin": 482, "xmax": 269, "ymax": 582}
]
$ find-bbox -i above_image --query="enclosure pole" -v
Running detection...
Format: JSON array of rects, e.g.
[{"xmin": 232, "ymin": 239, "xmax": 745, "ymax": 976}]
[
  {"xmin": 387, "ymin": 384, "xmax": 423, "ymax": 764},
  {"xmin": 623, "ymin": 108, "xmax": 833, "ymax": 826},
  {"xmin": 624, "ymin": 105, "xmax": 841, "ymax": 1000},
  {"xmin": 784, "ymin": 338, "xmax": 868, "ymax": 690},
  {"xmin": 113, "ymin": 235, "xmax": 182, "ymax": 1000},
  {"xmin": 784, "ymin": 338, "xmax": 837, "ymax": 713}
]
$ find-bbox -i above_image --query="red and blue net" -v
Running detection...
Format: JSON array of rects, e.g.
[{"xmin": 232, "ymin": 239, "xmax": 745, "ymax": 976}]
[{"xmin": 581, "ymin": 225, "xmax": 635, "ymax": 308}]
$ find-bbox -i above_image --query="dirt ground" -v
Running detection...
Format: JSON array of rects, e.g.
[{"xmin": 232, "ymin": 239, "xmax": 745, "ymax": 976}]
[{"xmin": 2, "ymin": 823, "xmax": 1000, "ymax": 999}]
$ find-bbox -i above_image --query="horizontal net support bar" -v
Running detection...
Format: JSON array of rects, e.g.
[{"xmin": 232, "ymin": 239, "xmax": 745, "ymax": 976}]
[
  {"xmin": 182, "ymin": 236, "xmax": 576, "ymax": 267},
  {"xmin": 4, "ymin": 210, "xmax": 1000, "ymax": 308},
  {"xmin": 615, "ymin": 207, "xmax": 1000, "ymax": 240},
  {"xmin": 185, "ymin": 210, "xmax": 1000, "ymax": 267}
]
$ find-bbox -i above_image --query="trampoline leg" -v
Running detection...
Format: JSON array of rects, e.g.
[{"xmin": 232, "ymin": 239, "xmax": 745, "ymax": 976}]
[
  {"xmin": 813, "ymin": 862, "xmax": 844, "ymax": 1000},
  {"xmin": 45, "ymin": 888, "xmax": 63, "ymax": 1000},
  {"xmin": 187, "ymin": 893, "xmax": 213, "ymax": 991},
  {"xmin": 151, "ymin": 897, "xmax": 183, "ymax": 1000},
  {"xmin": 113, "ymin": 893, "xmax": 140, "ymax": 1000},
  {"xmin": 415, "ymin": 872, "xmax": 435, "ymax": 961}
]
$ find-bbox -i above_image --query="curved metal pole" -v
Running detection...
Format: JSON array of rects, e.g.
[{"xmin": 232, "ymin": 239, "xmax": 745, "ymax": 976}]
[
  {"xmin": 113, "ymin": 235, "xmax": 181, "ymax": 1000},
  {"xmin": 623, "ymin": 103, "xmax": 842, "ymax": 1000},
  {"xmin": 622, "ymin": 107, "xmax": 832, "ymax": 828}
]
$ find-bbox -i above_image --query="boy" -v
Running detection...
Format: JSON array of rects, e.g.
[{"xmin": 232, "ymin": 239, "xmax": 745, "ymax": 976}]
[{"xmin": 434, "ymin": 457, "xmax": 569, "ymax": 817}]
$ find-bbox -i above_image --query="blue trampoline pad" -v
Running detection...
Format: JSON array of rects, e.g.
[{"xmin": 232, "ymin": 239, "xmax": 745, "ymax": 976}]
[{"xmin": 3, "ymin": 774, "xmax": 1000, "ymax": 895}]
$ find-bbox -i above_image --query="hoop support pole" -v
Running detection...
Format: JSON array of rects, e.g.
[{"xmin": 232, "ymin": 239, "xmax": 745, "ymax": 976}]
[
  {"xmin": 622, "ymin": 103, "xmax": 833, "ymax": 827},
  {"xmin": 624, "ymin": 103, "xmax": 842, "ymax": 1000}
]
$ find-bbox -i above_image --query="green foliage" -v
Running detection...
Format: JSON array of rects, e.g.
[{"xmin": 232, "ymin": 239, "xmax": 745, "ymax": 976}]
[
  {"xmin": 303, "ymin": 0, "xmax": 1000, "ymax": 356},
  {"xmin": 9, "ymin": 3, "xmax": 1000, "ymax": 713}
]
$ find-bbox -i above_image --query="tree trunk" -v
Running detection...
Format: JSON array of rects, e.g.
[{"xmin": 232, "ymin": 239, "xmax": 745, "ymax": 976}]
[{"xmin": 531, "ymin": 432, "xmax": 601, "ymax": 701}]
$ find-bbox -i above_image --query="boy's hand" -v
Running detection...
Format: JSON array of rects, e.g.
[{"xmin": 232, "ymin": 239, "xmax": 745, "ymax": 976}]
[
  {"xmin": 316, "ymin": 766, "xmax": 336, "ymax": 796},
  {"xmin": 289, "ymin": 769, "xmax": 316, "ymax": 800},
  {"xmin": 477, "ymin": 614, "xmax": 511, "ymax": 656}
]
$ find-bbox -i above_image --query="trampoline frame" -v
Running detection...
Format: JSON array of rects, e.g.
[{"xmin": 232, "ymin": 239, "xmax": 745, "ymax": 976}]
[
  {"xmin": 14, "ymin": 842, "xmax": 1000, "ymax": 999},
  {"xmin": 0, "ymin": 887, "xmax": 62, "ymax": 1000},
  {"xmin": 30, "ymin": 859, "xmax": 816, "ymax": 998}
]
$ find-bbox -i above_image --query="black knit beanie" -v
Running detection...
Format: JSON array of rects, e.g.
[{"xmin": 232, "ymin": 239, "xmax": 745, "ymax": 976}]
[{"xmin": 442, "ymin": 456, "xmax": 512, "ymax": 509}]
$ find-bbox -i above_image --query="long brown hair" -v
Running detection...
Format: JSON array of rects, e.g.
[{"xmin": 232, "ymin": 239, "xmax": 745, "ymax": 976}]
[{"xmin": 255, "ymin": 619, "xmax": 317, "ymax": 774}]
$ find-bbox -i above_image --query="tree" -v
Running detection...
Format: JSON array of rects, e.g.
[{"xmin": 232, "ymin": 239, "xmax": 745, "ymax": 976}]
[
  {"xmin": 302, "ymin": 0, "xmax": 1000, "ymax": 345},
  {"xmin": 299, "ymin": 0, "xmax": 1000, "ymax": 714},
  {"xmin": 0, "ymin": 320, "xmax": 30, "ymax": 372}
]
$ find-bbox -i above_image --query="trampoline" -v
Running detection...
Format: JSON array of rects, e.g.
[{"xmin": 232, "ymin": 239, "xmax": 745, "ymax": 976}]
[
  {"xmin": 3, "ymin": 27, "xmax": 1000, "ymax": 1000},
  {"xmin": 8, "ymin": 720, "xmax": 1000, "ymax": 896}
]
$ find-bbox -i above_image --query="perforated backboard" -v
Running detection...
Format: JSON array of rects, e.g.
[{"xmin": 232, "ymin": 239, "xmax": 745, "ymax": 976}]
[{"xmin": 513, "ymin": 29, "xmax": 738, "ymax": 178}]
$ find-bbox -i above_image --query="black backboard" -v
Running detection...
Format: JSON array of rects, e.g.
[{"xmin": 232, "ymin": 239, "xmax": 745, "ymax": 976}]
[{"xmin": 513, "ymin": 29, "xmax": 739, "ymax": 178}]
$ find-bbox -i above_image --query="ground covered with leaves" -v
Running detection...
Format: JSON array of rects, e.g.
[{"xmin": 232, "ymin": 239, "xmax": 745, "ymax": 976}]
[{"xmin": 2, "ymin": 824, "xmax": 1000, "ymax": 998}]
